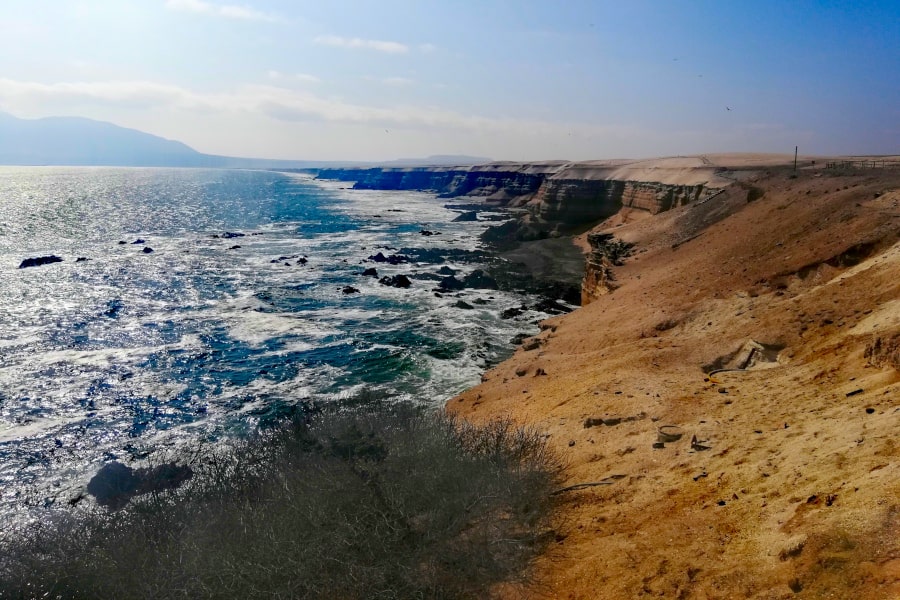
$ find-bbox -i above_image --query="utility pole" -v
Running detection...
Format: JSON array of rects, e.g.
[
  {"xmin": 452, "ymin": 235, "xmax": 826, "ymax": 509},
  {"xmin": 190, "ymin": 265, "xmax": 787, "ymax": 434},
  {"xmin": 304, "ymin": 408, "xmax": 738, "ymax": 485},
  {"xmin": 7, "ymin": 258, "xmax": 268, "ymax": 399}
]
[{"xmin": 794, "ymin": 146, "xmax": 798, "ymax": 172}]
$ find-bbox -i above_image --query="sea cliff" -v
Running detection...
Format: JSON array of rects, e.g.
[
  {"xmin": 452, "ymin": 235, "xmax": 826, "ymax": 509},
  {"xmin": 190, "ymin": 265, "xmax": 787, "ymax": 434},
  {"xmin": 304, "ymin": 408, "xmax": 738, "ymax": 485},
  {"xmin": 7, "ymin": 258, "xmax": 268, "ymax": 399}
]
[{"xmin": 316, "ymin": 157, "xmax": 731, "ymax": 239}]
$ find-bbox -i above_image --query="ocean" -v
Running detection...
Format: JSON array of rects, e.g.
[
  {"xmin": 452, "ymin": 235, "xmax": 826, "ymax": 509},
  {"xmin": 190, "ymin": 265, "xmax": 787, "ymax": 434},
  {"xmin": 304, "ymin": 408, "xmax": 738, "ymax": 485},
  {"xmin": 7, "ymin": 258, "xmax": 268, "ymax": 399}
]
[{"xmin": 0, "ymin": 167, "xmax": 564, "ymax": 515}]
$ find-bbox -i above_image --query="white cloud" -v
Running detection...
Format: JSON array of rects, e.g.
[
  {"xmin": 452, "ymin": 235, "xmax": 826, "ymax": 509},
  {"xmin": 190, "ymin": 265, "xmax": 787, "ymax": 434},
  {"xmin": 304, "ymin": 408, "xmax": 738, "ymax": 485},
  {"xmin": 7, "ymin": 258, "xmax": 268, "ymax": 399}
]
[
  {"xmin": 267, "ymin": 70, "xmax": 320, "ymax": 84},
  {"xmin": 313, "ymin": 35, "xmax": 408, "ymax": 54},
  {"xmin": 381, "ymin": 77, "xmax": 414, "ymax": 86},
  {"xmin": 0, "ymin": 77, "xmax": 641, "ymax": 144},
  {"xmin": 165, "ymin": 0, "xmax": 278, "ymax": 22},
  {"xmin": 418, "ymin": 43, "xmax": 437, "ymax": 53}
]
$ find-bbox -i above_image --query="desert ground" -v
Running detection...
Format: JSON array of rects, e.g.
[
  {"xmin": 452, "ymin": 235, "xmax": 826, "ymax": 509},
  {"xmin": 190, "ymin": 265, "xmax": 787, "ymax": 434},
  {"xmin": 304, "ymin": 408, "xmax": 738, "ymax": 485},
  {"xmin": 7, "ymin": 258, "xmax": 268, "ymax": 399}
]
[{"xmin": 450, "ymin": 157, "xmax": 900, "ymax": 599}]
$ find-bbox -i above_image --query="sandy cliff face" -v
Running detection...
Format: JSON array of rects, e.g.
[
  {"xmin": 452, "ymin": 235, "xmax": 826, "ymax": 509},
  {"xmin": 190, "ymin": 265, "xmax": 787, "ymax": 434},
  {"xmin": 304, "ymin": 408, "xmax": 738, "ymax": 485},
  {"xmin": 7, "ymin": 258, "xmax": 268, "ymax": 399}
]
[
  {"xmin": 532, "ymin": 178, "xmax": 707, "ymax": 224},
  {"xmin": 450, "ymin": 165, "xmax": 900, "ymax": 599}
]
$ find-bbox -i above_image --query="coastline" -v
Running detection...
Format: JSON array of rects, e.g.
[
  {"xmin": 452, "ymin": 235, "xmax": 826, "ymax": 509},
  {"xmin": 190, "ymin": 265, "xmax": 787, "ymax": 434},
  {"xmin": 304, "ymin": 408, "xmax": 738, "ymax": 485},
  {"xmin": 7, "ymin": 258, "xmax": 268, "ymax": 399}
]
[{"xmin": 444, "ymin": 163, "xmax": 900, "ymax": 598}]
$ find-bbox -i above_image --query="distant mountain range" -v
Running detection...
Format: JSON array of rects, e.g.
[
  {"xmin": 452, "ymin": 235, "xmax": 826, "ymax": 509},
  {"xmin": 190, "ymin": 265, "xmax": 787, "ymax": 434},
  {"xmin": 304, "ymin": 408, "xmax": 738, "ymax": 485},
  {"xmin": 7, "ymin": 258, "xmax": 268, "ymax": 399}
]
[{"xmin": 0, "ymin": 112, "xmax": 490, "ymax": 169}]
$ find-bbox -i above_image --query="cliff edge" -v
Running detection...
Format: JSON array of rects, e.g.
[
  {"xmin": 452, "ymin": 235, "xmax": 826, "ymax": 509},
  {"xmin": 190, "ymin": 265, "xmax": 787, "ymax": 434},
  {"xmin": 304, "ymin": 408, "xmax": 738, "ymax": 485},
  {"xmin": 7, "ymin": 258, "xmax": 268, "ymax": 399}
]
[{"xmin": 450, "ymin": 160, "xmax": 900, "ymax": 599}]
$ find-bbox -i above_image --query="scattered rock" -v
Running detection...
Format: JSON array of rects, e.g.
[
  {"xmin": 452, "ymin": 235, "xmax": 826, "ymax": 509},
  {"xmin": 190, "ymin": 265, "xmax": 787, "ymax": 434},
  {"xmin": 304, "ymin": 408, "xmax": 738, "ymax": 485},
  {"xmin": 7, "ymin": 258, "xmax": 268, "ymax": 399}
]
[
  {"xmin": 584, "ymin": 418, "xmax": 604, "ymax": 428},
  {"xmin": 522, "ymin": 339, "xmax": 542, "ymax": 351},
  {"xmin": 438, "ymin": 275, "xmax": 465, "ymax": 290},
  {"xmin": 75, "ymin": 257, "xmax": 90, "ymax": 262},
  {"xmin": 501, "ymin": 307, "xmax": 525, "ymax": 319},
  {"xmin": 452, "ymin": 211, "xmax": 478, "ymax": 222},
  {"xmin": 222, "ymin": 232, "xmax": 245, "ymax": 239},
  {"xmin": 846, "ymin": 388, "xmax": 863, "ymax": 397},
  {"xmin": 131, "ymin": 238, "xmax": 145, "ymax": 245},
  {"xmin": 361, "ymin": 267, "xmax": 378, "ymax": 277},
  {"xmin": 568, "ymin": 440, "xmax": 576, "ymax": 447},
  {"xmin": 419, "ymin": 229, "xmax": 437, "ymax": 236},
  {"xmin": 18, "ymin": 255, "xmax": 63, "ymax": 268},
  {"xmin": 228, "ymin": 245, "xmax": 241, "ymax": 250},
  {"xmin": 533, "ymin": 298, "xmax": 572, "ymax": 314},
  {"xmin": 461, "ymin": 269, "xmax": 499, "ymax": 289},
  {"xmin": 379, "ymin": 275, "xmax": 412, "ymax": 288},
  {"xmin": 369, "ymin": 252, "xmax": 409, "ymax": 264},
  {"xmin": 437, "ymin": 266, "xmax": 456, "ymax": 275},
  {"xmin": 454, "ymin": 300, "xmax": 474, "ymax": 310},
  {"xmin": 342, "ymin": 286, "xmax": 360, "ymax": 294},
  {"xmin": 142, "ymin": 247, "xmax": 154, "ymax": 254}
]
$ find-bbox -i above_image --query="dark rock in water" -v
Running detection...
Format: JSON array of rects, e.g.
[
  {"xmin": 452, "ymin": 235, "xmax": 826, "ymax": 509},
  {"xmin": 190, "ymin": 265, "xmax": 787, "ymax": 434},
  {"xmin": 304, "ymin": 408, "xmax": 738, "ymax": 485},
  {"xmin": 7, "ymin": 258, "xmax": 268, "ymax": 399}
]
[
  {"xmin": 86, "ymin": 462, "xmax": 137, "ymax": 509},
  {"xmin": 131, "ymin": 239, "xmax": 145, "ymax": 245},
  {"xmin": 18, "ymin": 255, "xmax": 63, "ymax": 269},
  {"xmin": 361, "ymin": 267, "xmax": 378, "ymax": 277},
  {"xmin": 438, "ymin": 275, "xmax": 465, "ymax": 290},
  {"xmin": 453, "ymin": 211, "xmax": 478, "ymax": 222},
  {"xmin": 118, "ymin": 240, "xmax": 128, "ymax": 245},
  {"xmin": 342, "ymin": 286, "xmax": 360, "ymax": 294},
  {"xmin": 532, "ymin": 298, "xmax": 572, "ymax": 314},
  {"xmin": 104, "ymin": 299, "xmax": 124, "ymax": 318},
  {"xmin": 437, "ymin": 266, "xmax": 456, "ymax": 276},
  {"xmin": 222, "ymin": 231, "xmax": 245, "ymax": 239},
  {"xmin": 141, "ymin": 247, "xmax": 154, "ymax": 254},
  {"xmin": 379, "ymin": 275, "xmax": 412, "ymax": 288},
  {"xmin": 454, "ymin": 300, "xmax": 474, "ymax": 310},
  {"xmin": 501, "ymin": 307, "xmax": 526, "ymax": 319},
  {"xmin": 228, "ymin": 245, "xmax": 241, "ymax": 250},
  {"xmin": 75, "ymin": 257, "xmax": 90, "ymax": 262},
  {"xmin": 297, "ymin": 257, "xmax": 308, "ymax": 265},
  {"xmin": 87, "ymin": 461, "xmax": 193, "ymax": 510},
  {"xmin": 473, "ymin": 298, "xmax": 489, "ymax": 305},
  {"xmin": 462, "ymin": 269, "xmax": 498, "ymax": 289},
  {"xmin": 368, "ymin": 252, "xmax": 409, "ymax": 265},
  {"xmin": 420, "ymin": 229, "xmax": 437, "ymax": 236}
]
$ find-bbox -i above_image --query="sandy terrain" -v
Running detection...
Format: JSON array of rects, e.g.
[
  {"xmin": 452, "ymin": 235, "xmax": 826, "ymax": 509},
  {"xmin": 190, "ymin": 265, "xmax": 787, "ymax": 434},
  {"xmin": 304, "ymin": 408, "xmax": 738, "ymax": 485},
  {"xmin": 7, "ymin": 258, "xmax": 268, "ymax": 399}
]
[{"xmin": 450, "ymin": 162, "xmax": 900, "ymax": 599}]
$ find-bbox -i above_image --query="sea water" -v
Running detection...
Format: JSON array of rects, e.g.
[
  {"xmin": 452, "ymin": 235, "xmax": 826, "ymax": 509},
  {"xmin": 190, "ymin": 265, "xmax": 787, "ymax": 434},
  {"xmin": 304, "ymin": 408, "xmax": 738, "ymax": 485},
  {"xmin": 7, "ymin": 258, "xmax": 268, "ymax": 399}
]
[{"xmin": 0, "ymin": 167, "xmax": 560, "ymax": 514}]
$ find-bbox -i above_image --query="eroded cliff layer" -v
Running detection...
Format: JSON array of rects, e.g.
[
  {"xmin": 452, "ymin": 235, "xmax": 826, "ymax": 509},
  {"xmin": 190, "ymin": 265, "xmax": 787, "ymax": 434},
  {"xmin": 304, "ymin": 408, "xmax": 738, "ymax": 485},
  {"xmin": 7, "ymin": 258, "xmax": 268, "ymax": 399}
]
[{"xmin": 316, "ymin": 157, "xmax": 733, "ymax": 229}]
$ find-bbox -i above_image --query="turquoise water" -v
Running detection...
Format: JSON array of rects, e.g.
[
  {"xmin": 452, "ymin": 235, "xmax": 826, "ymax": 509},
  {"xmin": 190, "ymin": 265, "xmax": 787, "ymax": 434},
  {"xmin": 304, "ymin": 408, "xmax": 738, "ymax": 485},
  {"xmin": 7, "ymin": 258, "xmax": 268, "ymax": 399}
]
[{"xmin": 0, "ymin": 167, "xmax": 559, "ymax": 513}]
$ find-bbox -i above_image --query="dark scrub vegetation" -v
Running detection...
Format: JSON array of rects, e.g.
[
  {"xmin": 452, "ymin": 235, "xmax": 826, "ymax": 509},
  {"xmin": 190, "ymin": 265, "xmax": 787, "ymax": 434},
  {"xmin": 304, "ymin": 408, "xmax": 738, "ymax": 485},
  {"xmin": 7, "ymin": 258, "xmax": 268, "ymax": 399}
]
[{"xmin": 0, "ymin": 404, "xmax": 559, "ymax": 599}]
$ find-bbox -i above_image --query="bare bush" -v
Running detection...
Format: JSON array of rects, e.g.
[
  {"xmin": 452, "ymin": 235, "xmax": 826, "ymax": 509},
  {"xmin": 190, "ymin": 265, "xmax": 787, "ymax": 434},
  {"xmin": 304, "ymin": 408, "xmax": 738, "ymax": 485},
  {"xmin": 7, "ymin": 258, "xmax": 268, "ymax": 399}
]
[{"xmin": 0, "ymin": 404, "xmax": 559, "ymax": 600}]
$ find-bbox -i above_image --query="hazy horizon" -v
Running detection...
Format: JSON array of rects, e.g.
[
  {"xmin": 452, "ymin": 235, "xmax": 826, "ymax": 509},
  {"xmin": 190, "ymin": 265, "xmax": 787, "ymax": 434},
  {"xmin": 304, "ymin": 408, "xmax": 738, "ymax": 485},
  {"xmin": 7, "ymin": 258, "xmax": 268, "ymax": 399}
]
[{"xmin": 1, "ymin": 1, "xmax": 897, "ymax": 162}]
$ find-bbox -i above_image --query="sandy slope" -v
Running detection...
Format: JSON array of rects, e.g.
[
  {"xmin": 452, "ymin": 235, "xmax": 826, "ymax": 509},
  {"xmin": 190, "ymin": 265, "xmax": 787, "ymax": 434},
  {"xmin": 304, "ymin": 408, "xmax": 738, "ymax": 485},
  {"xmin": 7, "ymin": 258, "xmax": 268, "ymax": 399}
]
[{"xmin": 450, "ymin": 164, "xmax": 900, "ymax": 599}]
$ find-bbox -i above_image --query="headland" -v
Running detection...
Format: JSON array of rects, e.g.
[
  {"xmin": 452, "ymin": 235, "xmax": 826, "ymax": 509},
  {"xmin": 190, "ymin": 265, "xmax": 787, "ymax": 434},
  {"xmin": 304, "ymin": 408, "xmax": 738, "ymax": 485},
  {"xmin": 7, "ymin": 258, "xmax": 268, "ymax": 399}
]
[{"xmin": 321, "ymin": 153, "xmax": 900, "ymax": 598}]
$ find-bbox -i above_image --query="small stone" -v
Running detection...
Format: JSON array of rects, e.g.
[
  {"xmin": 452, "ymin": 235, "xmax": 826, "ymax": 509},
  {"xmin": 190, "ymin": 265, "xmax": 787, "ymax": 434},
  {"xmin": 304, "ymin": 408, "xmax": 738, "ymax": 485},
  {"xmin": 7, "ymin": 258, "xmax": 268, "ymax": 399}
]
[{"xmin": 568, "ymin": 440, "xmax": 576, "ymax": 447}]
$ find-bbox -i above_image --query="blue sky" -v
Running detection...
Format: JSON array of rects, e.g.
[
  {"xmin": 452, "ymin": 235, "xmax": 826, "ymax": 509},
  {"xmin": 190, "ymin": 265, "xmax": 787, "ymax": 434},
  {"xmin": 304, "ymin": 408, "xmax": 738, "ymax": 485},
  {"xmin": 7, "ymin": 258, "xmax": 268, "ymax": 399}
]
[{"xmin": 0, "ymin": 0, "xmax": 897, "ymax": 160}]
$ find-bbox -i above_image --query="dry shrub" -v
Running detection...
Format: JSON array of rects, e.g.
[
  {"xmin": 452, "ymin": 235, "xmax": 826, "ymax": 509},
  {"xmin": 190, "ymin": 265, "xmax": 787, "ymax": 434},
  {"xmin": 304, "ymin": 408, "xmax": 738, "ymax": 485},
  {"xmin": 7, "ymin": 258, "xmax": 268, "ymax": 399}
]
[{"xmin": 0, "ymin": 404, "xmax": 560, "ymax": 600}]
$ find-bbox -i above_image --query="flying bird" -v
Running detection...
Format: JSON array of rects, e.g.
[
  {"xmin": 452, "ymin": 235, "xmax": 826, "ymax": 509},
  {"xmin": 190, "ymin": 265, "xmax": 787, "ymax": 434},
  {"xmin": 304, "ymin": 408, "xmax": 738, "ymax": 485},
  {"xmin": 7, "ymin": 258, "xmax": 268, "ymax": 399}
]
[{"xmin": 726, "ymin": 106, "xmax": 731, "ymax": 111}]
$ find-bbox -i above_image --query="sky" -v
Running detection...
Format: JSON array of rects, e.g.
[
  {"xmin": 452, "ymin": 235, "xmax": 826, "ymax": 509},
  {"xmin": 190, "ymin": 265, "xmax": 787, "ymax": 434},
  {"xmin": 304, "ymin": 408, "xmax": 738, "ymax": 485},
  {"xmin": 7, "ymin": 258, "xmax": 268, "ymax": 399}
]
[{"xmin": 0, "ymin": 0, "xmax": 897, "ymax": 161}]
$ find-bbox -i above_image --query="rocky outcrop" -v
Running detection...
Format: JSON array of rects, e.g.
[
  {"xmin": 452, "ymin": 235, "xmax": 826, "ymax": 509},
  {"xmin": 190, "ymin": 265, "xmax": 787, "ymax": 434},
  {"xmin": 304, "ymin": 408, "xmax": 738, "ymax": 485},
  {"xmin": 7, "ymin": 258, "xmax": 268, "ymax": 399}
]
[
  {"xmin": 581, "ymin": 233, "xmax": 634, "ymax": 304},
  {"xmin": 18, "ymin": 255, "xmax": 64, "ymax": 268}
]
